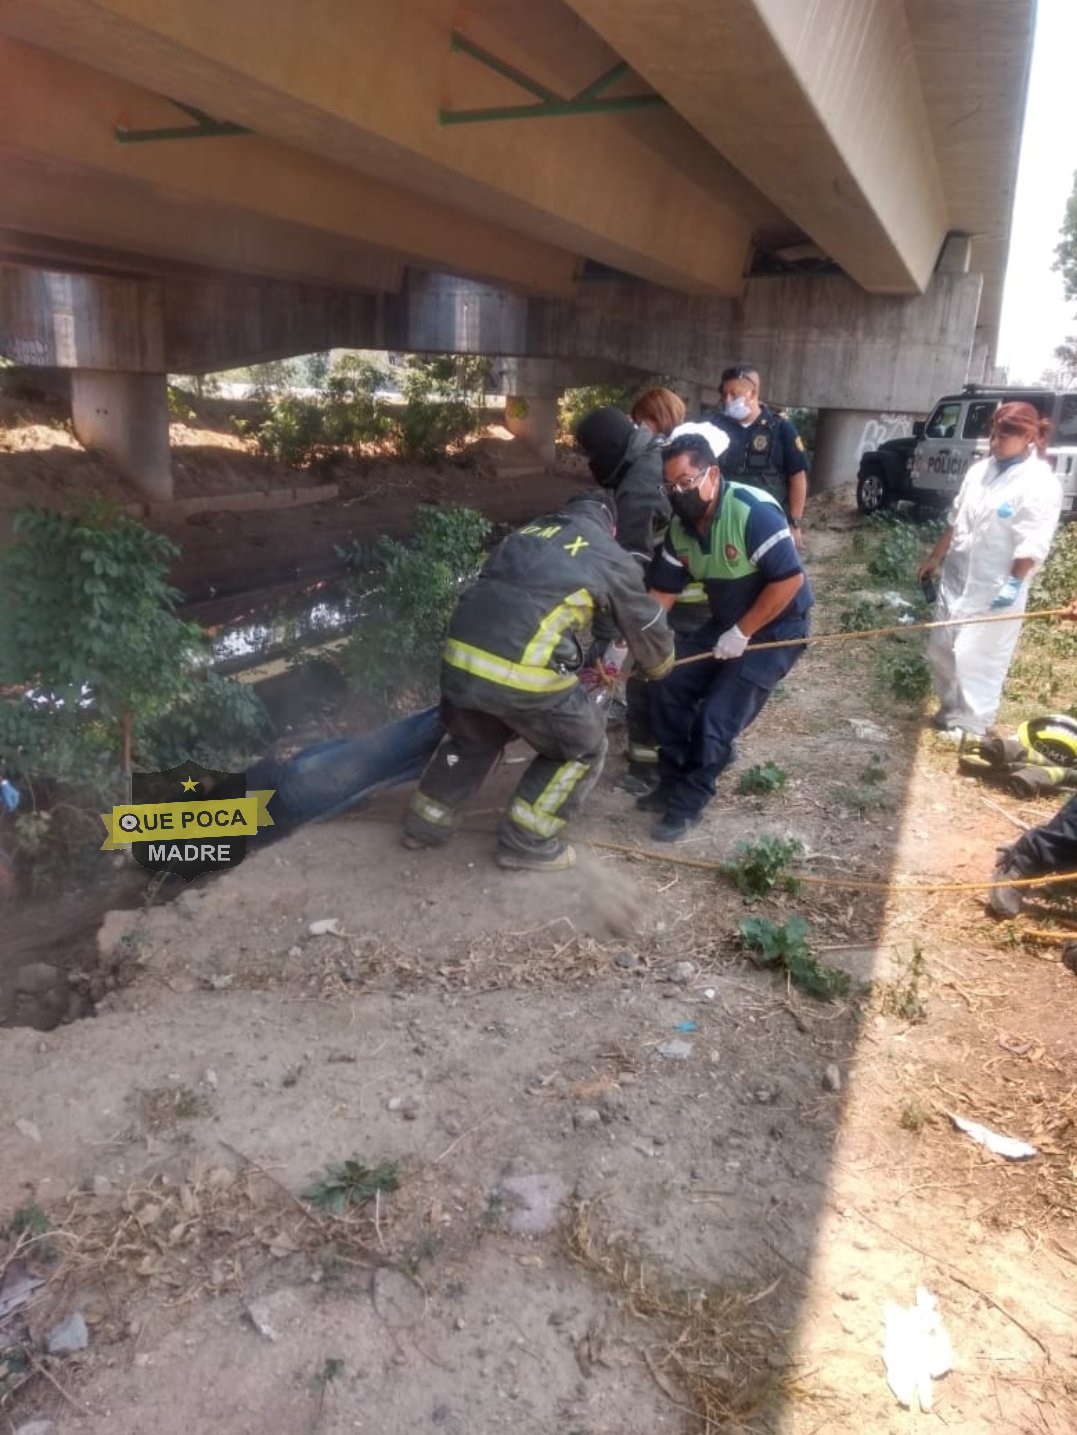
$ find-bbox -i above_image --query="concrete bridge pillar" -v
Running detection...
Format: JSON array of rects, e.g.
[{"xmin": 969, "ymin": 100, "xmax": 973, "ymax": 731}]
[
  {"xmin": 811, "ymin": 407, "xmax": 918, "ymax": 493},
  {"xmin": 504, "ymin": 393, "xmax": 558, "ymax": 467},
  {"xmin": 70, "ymin": 371, "xmax": 173, "ymax": 501}
]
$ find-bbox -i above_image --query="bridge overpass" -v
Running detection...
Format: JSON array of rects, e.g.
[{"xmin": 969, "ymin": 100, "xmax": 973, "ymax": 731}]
[{"xmin": 0, "ymin": 0, "xmax": 1036, "ymax": 497}]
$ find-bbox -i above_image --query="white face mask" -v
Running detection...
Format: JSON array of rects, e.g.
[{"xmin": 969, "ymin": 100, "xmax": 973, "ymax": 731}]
[{"xmin": 724, "ymin": 395, "xmax": 752, "ymax": 422}]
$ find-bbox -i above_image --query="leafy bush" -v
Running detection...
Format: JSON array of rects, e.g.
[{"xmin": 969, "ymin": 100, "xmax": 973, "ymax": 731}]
[
  {"xmin": 340, "ymin": 505, "xmax": 491, "ymax": 713},
  {"xmin": 735, "ymin": 761, "xmax": 788, "ymax": 797},
  {"xmin": 878, "ymin": 644, "xmax": 932, "ymax": 702},
  {"xmin": 557, "ymin": 383, "xmax": 640, "ymax": 442},
  {"xmin": 0, "ymin": 504, "xmax": 268, "ymax": 882},
  {"xmin": 865, "ymin": 514, "xmax": 928, "ymax": 587},
  {"xmin": 738, "ymin": 915, "xmax": 850, "ymax": 999},
  {"xmin": 720, "ymin": 835, "xmax": 804, "ymax": 899},
  {"xmin": 255, "ymin": 394, "xmax": 328, "ymax": 468}
]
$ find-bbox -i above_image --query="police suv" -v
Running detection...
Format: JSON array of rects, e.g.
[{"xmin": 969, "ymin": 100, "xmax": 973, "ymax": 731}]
[{"xmin": 856, "ymin": 386, "xmax": 1077, "ymax": 516}]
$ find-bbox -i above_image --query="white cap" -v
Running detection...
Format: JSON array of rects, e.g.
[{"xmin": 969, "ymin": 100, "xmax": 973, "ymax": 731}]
[{"xmin": 668, "ymin": 421, "xmax": 730, "ymax": 460}]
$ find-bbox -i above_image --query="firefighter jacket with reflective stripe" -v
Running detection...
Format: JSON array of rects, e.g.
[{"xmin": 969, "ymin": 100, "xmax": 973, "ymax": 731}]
[{"xmin": 442, "ymin": 506, "xmax": 674, "ymax": 706}]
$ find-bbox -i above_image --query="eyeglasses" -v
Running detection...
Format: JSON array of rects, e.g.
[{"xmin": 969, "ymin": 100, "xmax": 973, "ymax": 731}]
[{"xmin": 665, "ymin": 465, "xmax": 713, "ymax": 492}]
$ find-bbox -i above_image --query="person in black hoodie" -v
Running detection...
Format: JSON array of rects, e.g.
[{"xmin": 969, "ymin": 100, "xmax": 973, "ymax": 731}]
[{"xmin": 574, "ymin": 406, "xmax": 670, "ymax": 563}]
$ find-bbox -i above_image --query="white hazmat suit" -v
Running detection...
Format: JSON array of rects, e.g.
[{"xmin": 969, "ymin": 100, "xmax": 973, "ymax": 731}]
[{"xmin": 927, "ymin": 451, "xmax": 1062, "ymax": 735}]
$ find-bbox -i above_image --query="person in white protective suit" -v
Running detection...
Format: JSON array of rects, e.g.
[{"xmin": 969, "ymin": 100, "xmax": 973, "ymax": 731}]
[{"xmin": 916, "ymin": 401, "xmax": 1062, "ymax": 737}]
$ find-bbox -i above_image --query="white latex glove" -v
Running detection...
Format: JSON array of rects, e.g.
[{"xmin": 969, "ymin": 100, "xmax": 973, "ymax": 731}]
[{"xmin": 713, "ymin": 624, "xmax": 748, "ymax": 660}]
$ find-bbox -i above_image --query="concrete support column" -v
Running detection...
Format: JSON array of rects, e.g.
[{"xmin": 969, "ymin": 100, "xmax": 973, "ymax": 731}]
[
  {"xmin": 811, "ymin": 408, "xmax": 918, "ymax": 493},
  {"xmin": 504, "ymin": 394, "xmax": 558, "ymax": 467},
  {"xmin": 71, "ymin": 371, "xmax": 173, "ymax": 501}
]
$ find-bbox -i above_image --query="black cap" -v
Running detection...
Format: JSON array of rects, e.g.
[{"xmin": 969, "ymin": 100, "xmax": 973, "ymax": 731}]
[{"xmin": 574, "ymin": 406, "xmax": 634, "ymax": 487}]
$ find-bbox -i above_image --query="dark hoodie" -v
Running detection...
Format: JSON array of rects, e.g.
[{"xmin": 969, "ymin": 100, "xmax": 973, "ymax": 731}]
[{"xmin": 574, "ymin": 407, "xmax": 670, "ymax": 563}]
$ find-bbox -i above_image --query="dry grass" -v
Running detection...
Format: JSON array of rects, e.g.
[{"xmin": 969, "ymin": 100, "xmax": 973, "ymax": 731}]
[{"xmin": 565, "ymin": 1197, "xmax": 802, "ymax": 1433}]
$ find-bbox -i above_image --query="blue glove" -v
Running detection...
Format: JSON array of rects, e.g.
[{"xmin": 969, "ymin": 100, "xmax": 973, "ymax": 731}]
[
  {"xmin": 990, "ymin": 577, "xmax": 1023, "ymax": 610},
  {"xmin": 0, "ymin": 778, "xmax": 19, "ymax": 814}
]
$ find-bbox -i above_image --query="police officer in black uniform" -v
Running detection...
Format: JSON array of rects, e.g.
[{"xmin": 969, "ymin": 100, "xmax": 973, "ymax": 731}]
[{"xmin": 709, "ymin": 366, "xmax": 809, "ymax": 549}]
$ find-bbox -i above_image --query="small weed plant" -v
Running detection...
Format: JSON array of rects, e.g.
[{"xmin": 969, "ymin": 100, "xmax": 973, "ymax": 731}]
[
  {"xmin": 831, "ymin": 754, "xmax": 892, "ymax": 815},
  {"xmin": 878, "ymin": 944, "xmax": 928, "ymax": 1024},
  {"xmin": 899, "ymin": 1098, "xmax": 929, "ymax": 1133},
  {"xmin": 735, "ymin": 761, "xmax": 788, "ymax": 797},
  {"xmin": 302, "ymin": 1158, "xmax": 400, "ymax": 1214},
  {"xmin": 720, "ymin": 835, "xmax": 804, "ymax": 899},
  {"xmin": 738, "ymin": 915, "xmax": 851, "ymax": 1000}
]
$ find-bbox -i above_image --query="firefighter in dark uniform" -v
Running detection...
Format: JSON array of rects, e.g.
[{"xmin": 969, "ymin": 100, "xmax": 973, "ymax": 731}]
[
  {"xmin": 401, "ymin": 491, "xmax": 674, "ymax": 871},
  {"xmin": 709, "ymin": 365, "xmax": 809, "ymax": 548},
  {"xmin": 640, "ymin": 423, "xmax": 813, "ymax": 842}
]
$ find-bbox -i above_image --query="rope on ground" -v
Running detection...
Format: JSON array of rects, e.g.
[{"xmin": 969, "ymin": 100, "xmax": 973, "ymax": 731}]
[
  {"xmin": 586, "ymin": 837, "xmax": 1077, "ymax": 895},
  {"xmin": 671, "ymin": 605, "xmax": 1070, "ymax": 667}
]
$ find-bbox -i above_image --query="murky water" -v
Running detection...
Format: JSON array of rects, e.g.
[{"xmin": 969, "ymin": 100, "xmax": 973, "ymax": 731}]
[{"xmin": 195, "ymin": 572, "xmax": 373, "ymax": 676}]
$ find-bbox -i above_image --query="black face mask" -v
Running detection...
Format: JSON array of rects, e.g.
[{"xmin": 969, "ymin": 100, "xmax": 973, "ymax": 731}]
[{"xmin": 669, "ymin": 487, "xmax": 709, "ymax": 524}]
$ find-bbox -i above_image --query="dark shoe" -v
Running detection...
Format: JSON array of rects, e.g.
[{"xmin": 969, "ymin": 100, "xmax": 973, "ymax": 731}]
[
  {"xmin": 401, "ymin": 832, "xmax": 432, "ymax": 851},
  {"xmin": 650, "ymin": 813, "xmax": 703, "ymax": 843},
  {"xmin": 497, "ymin": 842, "xmax": 576, "ymax": 872},
  {"xmin": 987, "ymin": 856, "xmax": 1026, "ymax": 918},
  {"xmin": 616, "ymin": 770, "xmax": 660, "ymax": 797},
  {"xmin": 635, "ymin": 787, "xmax": 670, "ymax": 813}
]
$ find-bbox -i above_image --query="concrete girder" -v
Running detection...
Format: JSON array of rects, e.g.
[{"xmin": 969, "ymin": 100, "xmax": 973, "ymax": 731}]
[
  {"xmin": 563, "ymin": 0, "xmax": 949, "ymax": 294},
  {"xmin": 0, "ymin": 153, "xmax": 406, "ymax": 294},
  {"xmin": 384, "ymin": 270, "xmax": 983, "ymax": 415},
  {"xmin": 0, "ymin": 0, "xmax": 754, "ymax": 295},
  {"xmin": 0, "ymin": 36, "xmax": 580, "ymax": 298}
]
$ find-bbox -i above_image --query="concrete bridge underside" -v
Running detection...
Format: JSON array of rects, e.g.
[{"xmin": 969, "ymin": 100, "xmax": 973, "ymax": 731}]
[{"xmin": 0, "ymin": 0, "xmax": 1035, "ymax": 497}]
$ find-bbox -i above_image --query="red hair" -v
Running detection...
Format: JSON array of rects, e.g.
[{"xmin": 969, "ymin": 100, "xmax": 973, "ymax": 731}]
[
  {"xmin": 993, "ymin": 401, "xmax": 1052, "ymax": 457},
  {"xmin": 630, "ymin": 387, "xmax": 686, "ymax": 438}
]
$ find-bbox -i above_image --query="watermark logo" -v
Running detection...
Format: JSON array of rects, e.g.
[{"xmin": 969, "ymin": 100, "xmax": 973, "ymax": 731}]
[{"xmin": 101, "ymin": 766, "xmax": 274, "ymax": 881}]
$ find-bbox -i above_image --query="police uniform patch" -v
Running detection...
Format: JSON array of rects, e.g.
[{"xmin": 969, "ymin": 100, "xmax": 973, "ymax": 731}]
[
  {"xmin": 725, "ymin": 543, "xmax": 739, "ymax": 561},
  {"xmin": 751, "ymin": 434, "xmax": 769, "ymax": 452},
  {"xmin": 795, "ymin": 435, "xmax": 805, "ymax": 451}
]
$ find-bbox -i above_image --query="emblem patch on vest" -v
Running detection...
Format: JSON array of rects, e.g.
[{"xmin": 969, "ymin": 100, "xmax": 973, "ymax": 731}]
[
  {"xmin": 725, "ymin": 543, "xmax": 739, "ymax": 561},
  {"xmin": 751, "ymin": 434, "xmax": 769, "ymax": 452}
]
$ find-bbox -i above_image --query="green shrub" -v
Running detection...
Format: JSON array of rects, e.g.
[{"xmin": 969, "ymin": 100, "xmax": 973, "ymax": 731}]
[
  {"xmin": 735, "ymin": 761, "xmax": 788, "ymax": 797},
  {"xmin": 720, "ymin": 835, "xmax": 804, "ymax": 899},
  {"xmin": 0, "ymin": 504, "xmax": 267, "ymax": 881},
  {"xmin": 738, "ymin": 915, "xmax": 850, "ymax": 999},
  {"xmin": 340, "ymin": 505, "xmax": 491, "ymax": 713},
  {"xmin": 255, "ymin": 394, "xmax": 328, "ymax": 468},
  {"xmin": 878, "ymin": 644, "xmax": 932, "ymax": 702},
  {"xmin": 557, "ymin": 383, "xmax": 640, "ymax": 442}
]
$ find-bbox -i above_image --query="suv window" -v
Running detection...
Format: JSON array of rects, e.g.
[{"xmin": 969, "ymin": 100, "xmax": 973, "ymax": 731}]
[
  {"xmin": 963, "ymin": 401, "xmax": 997, "ymax": 439},
  {"xmin": 1056, "ymin": 394, "xmax": 1077, "ymax": 445},
  {"xmin": 925, "ymin": 402, "xmax": 962, "ymax": 439}
]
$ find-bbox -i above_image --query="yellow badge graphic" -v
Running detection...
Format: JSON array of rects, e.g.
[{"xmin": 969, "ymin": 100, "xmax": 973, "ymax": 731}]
[{"xmin": 102, "ymin": 765, "xmax": 275, "ymax": 881}]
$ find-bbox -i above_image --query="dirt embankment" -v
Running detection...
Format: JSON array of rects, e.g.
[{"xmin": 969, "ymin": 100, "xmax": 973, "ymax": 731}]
[{"xmin": 0, "ymin": 480, "xmax": 1074, "ymax": 1433}]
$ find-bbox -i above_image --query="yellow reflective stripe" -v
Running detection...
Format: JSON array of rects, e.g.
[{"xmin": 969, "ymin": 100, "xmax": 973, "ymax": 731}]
[
  {"xmin": 509, "ymin": 759, "xmax": 590, "ymax": 838},
  {"xmin": 508, "ymin": 796, "xmax": 560, "ymax": 838},
  {"xmin": 520, "ymin": 588, "xmax": 594, "ymax": 668},
  {"xmin": 408, "ymin": 791, "xmax": 457, "ymax": 828},
  {"xmin": 677, "ymin": 583, "xmax": 708, "ymax": 604},
  {"xmin": 627, "ymin": 744, "xmax": 659, "ymax": 764},
  {"xmin": 443, "ymin": 639, "xmax": 575, "ymax": 693}
]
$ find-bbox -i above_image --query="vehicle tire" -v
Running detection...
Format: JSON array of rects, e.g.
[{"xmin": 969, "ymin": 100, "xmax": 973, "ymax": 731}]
[{"xmin": 856, "ymin": 467, "xmax": 891, "ymax": 515}]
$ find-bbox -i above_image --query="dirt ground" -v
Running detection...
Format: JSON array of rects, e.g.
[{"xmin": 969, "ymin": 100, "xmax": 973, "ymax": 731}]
[{"xmin": 2, "ymin": 416, "xmax": 1076, "ymax": 1434}]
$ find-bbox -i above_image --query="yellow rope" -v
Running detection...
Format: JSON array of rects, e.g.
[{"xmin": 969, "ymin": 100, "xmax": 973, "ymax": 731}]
[
  {"xmin": 671, "ymin": 605, "xmax": 1070, "ymax": 667},
  {"xmin": 586, "ymin": 838, "xmax": 1077, "ymax": 894}
]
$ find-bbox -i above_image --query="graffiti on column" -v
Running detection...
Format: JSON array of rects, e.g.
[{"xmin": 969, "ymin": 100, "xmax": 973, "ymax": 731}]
[
  {"xmin": 859, "ymin": 413, "xmax": 915, "ymax": 452},
  {"xmin": 3, "ymin": 337, "xmax": 52, "ymax": 365}
]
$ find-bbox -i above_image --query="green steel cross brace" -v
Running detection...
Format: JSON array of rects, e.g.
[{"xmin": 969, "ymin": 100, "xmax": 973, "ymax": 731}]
[
  {"xmin": 440, "ymin": 31, "xmax": 666, "ymax": 125},
  {"xmin": 115, "ymin": 100, "xmax": 251, "ymax": 144}
]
